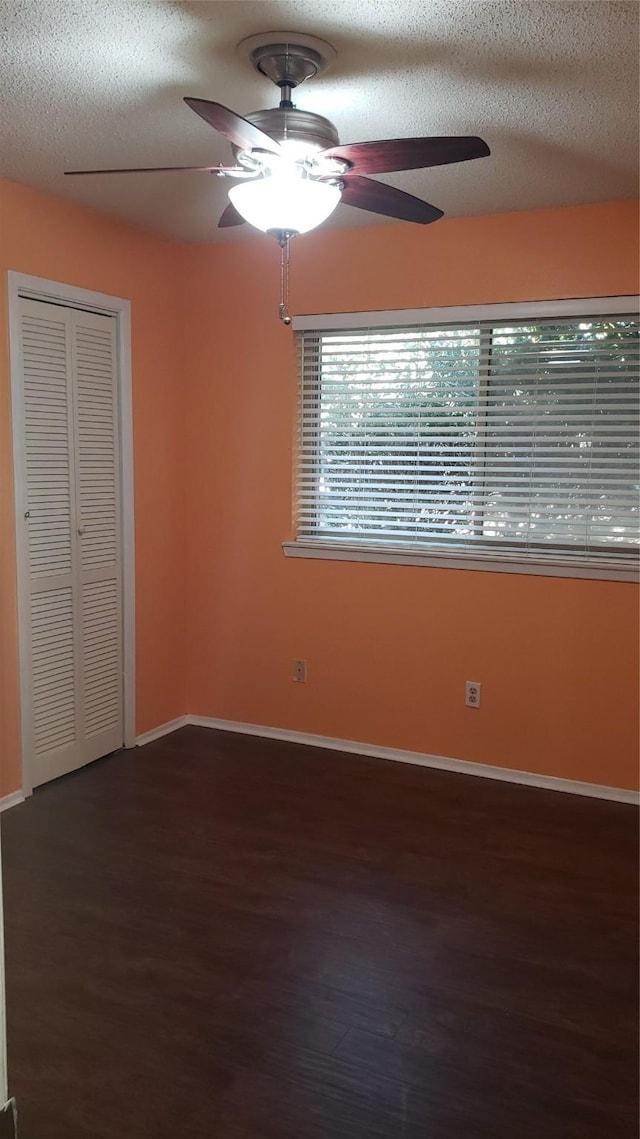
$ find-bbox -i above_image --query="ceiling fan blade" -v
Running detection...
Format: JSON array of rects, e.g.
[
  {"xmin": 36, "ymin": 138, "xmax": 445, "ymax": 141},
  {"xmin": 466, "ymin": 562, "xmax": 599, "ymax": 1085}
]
[
  {"xmin": 322, "ymin": 136, "xmax": 490, "ymax": 175},
  {"xmin": 339, "ymin": 175, "xmax": 443, "ymax": 224},
  {"xmin": 218, "ymin": 203, "xmax": 247, "ymax": 228},
  {"xmin": 65, "ymin": 164, "xmax": 243, "ymax": 176},
  {"xmin": 184, "ymin": 98, "xmax": 281, "ymax": 155}
]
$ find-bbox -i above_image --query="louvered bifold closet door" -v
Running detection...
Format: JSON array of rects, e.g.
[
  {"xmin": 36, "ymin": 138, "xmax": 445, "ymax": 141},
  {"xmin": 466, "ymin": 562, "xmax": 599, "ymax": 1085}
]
[
  {"xmin": 71, "ymin": 309, "xmax": 123, "ymax": 765},
  {"xmin": 17, "ymin": 298, "xmax": 123, "ymax": 787},
  {"xmin": 18, "ymin": 299, "xmax": 81, "ymax": 784}
]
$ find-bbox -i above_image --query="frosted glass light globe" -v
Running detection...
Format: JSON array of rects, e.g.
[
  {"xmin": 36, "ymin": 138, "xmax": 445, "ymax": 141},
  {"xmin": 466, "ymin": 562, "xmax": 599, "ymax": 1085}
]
[{"xmin": 228, "ymin": 173, "xmax": 341, "ymax": 236}]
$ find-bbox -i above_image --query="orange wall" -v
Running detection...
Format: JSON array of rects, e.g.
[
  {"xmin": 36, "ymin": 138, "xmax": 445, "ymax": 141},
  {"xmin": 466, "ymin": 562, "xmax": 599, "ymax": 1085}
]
[
  {"xmin": 1, "ymin": 189, "xmax": 638, "ymax": 798},
  {"xmin": 0, "ymin": 179, "xmax": 189, "ymax": 795},
  {"xmin": 183, "ymin": 201, "xmax": 639, "ymax": 791}
]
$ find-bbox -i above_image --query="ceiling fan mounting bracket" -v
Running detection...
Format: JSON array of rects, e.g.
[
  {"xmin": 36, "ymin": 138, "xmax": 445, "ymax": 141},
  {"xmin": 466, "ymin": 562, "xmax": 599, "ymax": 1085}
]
[{"xmin": 236, "ymin": 32, "xmax": 337, "ymax": 92}]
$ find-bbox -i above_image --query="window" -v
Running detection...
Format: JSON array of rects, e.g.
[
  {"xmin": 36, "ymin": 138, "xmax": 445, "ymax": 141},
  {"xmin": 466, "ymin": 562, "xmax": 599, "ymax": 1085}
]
[{"xmin": 289, "ymin": 299, "xmax": 639, "ymax": 580}]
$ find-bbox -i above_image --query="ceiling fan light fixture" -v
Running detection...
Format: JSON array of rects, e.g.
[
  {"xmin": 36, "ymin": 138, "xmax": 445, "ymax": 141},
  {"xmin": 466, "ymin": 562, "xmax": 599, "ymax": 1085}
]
[
  {"xmin": 278, "ymin": 138, "xmax": 323, "ymax": 160},
  {"xmin": 228, "ymin": 173, "xmax": 341, "ymax": 236}
]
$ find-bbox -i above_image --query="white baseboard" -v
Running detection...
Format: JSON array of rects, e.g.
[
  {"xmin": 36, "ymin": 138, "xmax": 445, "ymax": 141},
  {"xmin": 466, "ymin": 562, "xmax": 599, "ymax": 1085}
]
[
  {"xmin": 135, "ymin": 716, "xmax": 189, "ymax": 747},
  {"xmin": 0, "ymin": 791, "xmax": 25, "ymax": 814},
  {"xmin": 139, "ymin": 714, "xmax": 640, "ymax": 805}
]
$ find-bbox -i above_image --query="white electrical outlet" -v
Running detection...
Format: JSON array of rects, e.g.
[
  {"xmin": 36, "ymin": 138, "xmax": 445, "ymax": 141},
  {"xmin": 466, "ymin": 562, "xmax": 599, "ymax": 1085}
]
[
  {"xmin": 293, "ymin": 659, "xmax": 307, "ymax": 683},
  {"xmin": 465, "ymin": 681, "xmax": 482, "ymax": 707}
]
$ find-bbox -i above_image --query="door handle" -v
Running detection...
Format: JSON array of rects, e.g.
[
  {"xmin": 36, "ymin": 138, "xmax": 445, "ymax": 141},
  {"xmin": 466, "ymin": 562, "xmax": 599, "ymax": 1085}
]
[{"xmin": 77, "ymin": 526, "xmax": 86, "ymax": 535}]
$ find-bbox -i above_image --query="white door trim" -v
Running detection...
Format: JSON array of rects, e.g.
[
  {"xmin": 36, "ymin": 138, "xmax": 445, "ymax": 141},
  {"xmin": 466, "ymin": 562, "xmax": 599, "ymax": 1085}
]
[{"xmin": 6, "ymin": 271, "xmax": 136, "ymax": 795}]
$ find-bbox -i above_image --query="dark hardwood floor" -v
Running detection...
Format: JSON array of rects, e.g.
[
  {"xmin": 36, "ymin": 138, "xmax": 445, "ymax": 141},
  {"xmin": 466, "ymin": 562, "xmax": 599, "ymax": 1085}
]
[{"xmin": 1, "ymin": 726, "xmax": 638, "ymax": 1138}]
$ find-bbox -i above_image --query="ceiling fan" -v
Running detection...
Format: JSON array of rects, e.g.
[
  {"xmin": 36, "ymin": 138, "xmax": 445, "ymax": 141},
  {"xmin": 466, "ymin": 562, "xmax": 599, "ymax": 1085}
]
[
  {"xmin": 66, "ymin": 34, "xmax": 487, "ymax": 321},
  {"xmin": 66, "ymin": 33, "xmax": 490, "ymax": 318}
]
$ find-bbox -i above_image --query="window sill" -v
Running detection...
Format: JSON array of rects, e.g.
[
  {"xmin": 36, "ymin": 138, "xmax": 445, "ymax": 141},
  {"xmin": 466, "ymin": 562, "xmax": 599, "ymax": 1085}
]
[{"xmin": 282, "ymin": 541, "xmax": 639, "ymax": 582}]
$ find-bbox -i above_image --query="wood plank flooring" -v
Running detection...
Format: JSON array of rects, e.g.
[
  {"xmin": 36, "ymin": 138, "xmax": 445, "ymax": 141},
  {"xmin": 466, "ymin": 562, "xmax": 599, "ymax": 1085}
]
[{"xmin": 1, "ymin": 726, "xmax": 638, "ymax": 1138}]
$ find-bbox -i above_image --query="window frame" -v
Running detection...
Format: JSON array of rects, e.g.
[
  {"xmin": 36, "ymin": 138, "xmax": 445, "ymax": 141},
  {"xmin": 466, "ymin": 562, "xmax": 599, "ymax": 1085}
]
[{"xmin": 286, "ymin": 296, "xmax": 640, "ymax": 582}]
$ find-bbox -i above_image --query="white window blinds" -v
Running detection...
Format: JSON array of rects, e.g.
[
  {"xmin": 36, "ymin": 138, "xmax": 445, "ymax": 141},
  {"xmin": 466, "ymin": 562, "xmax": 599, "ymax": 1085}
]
[{"xmin": 297, "ymin": 310, "xmax": 640, "ymax": 574}]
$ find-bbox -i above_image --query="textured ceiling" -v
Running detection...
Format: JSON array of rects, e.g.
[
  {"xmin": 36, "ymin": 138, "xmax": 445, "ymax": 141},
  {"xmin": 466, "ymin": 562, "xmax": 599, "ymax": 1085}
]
[{"xmin": 0, "ymin": 0, "xmax": 638, "ymax": 243}]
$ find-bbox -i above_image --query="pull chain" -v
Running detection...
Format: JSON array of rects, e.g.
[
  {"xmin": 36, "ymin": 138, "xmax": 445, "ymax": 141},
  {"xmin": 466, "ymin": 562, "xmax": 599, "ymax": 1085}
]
[{"xmin": 278, "ymin": 234, "xmax": 292, "ymax": 325}]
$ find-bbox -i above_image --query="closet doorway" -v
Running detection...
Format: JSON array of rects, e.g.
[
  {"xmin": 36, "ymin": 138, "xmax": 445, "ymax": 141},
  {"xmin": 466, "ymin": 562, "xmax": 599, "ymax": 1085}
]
[{"xmin": 8, "ymin": 274, "xmax": 135, "ymax": 793}]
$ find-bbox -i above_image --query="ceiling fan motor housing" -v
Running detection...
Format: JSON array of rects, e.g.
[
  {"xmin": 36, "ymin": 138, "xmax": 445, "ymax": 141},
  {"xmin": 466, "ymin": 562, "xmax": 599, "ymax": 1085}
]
[{"xmin": 234, "ymin": 108, "xmax": 340, "ymax": 159}]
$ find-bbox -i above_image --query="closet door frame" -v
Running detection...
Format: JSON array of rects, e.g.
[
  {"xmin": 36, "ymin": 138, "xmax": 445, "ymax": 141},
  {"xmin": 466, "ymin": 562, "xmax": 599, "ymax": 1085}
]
[{"xmin": 7, "ymin": 272, "xmax": 135, "ymax": 796}]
